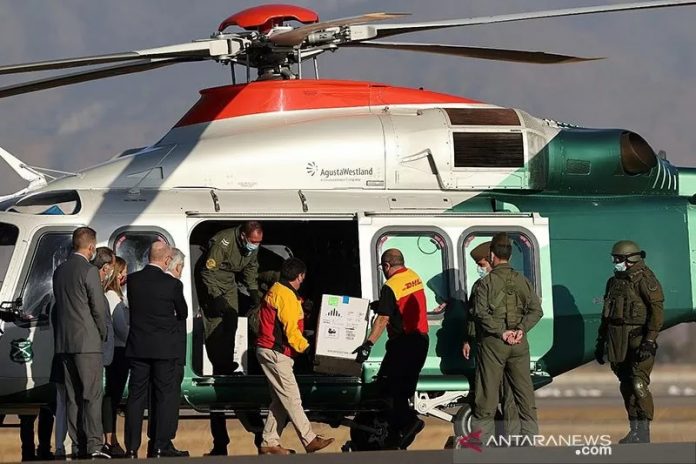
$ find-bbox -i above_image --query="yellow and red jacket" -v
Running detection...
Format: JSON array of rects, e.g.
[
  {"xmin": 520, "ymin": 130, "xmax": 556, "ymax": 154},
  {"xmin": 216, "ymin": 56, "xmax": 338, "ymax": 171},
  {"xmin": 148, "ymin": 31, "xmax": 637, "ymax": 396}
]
[
  {"xmin": 379, "ymin": 267, "xmax": 429, "ymax": 338},
  {"xmin": 256, "ymin": 281, "xmax": 309, "ymax": 357}
]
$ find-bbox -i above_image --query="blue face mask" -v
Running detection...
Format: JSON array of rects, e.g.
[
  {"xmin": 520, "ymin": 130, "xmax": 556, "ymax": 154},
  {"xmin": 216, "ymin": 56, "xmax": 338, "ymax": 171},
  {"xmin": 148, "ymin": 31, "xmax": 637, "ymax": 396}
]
[
  {"xmin": 477, "ymin": 266, "xmax": 489, "ymax": 278},
  {"xmin": 614, "ymin": 262, "xmax": 627, "ymax": 272},
  {"xmin": 245, "ymin": 241, "xmax": 259, "ymax": 252}
]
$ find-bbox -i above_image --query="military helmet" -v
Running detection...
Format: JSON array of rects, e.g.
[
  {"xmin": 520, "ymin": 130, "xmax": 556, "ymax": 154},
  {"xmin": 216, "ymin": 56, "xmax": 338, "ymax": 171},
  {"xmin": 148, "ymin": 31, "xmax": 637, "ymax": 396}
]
[
  {"xmin": 611, "ymin": 240, "xmax": 645, "ymax": 263},
  {"xmin": 470, "ymin": 241, "xmax": 491, "ymax": 263}
]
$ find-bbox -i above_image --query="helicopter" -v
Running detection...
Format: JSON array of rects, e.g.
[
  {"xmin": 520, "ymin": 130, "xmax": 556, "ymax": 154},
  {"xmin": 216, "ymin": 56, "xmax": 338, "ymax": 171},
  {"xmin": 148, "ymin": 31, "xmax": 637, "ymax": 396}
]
[{"xmin": 1, "ymin": 1, "xmax": 696, "ymax": 450}]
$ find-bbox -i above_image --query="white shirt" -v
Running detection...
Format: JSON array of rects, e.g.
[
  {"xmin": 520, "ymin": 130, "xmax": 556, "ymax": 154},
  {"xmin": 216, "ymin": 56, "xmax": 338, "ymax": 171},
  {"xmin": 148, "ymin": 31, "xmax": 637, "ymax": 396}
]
[{"xmin": 105, "ymin": 289, "xmax": 129, "ymax": 348}]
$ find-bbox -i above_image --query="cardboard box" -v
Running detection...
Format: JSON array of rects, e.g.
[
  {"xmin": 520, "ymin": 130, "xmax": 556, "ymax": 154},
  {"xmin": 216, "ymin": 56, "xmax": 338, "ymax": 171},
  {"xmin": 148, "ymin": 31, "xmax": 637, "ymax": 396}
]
[
  {"xmin": 314, "ymin": 294, "xmax": 369, "ymax": 376},
  {"xmin": 202, "ymin": 316, "xmax": 248, "ymax": 375}
]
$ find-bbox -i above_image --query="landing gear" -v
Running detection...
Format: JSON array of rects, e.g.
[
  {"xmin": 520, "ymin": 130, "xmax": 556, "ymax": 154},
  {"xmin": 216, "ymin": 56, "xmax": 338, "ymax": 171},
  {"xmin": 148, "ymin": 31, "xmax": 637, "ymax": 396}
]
[
  {"xmin": 348, "ymin": 412, "xmax": 390, "ymax": 451},
  {"xmin": 453, "ymin": 403, "xmax": 474, "ymax": 437}
]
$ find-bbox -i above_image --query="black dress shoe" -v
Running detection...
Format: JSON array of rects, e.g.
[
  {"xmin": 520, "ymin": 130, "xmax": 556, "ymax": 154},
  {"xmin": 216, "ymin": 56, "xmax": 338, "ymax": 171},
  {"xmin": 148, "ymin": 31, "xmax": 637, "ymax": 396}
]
[
  {"xmin": 204, "ymin": 448, "xmax": 228, "ymax": 456},
  {"xmin": 90, "ymin": 450, "xmax": 111, "ymax": 459},
  {"xmin": 152, "ymin": 448, "xmax": 189, "ymax": 458},
  {"xmin": 125, "ymin": 450, "xmax": 137, "ymax": 459}
]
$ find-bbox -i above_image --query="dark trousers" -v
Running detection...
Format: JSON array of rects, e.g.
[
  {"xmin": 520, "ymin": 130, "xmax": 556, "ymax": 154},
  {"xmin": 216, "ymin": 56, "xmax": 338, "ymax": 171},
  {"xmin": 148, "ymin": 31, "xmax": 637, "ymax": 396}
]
[
  {"xmin": 19, "ymin": 407, "xmax": 54, "ymax": 459},
  {"xmin": 62, "ymin": 353, "xmax": 104, "ymax": 455},
  {"xmin": 611, "ymin": 333, "xmax": 656, "ymax": 421},
  {"xmin": 147, "ymin": 361, "xmax": 184, "ymax": 451},
  {"xmin": 377, "ymin": 333, "xmax": 429, "ymax": 431},
  {"xmin": 102, "ymin": 347, "xmax": 129, "ymax": 436},
  {"xmin": 125, "ymin": 358, "xmax": 177, "ymax": 452},
  {"xmin": 204, "ymin": 310, "xmax": 239, "ymax": 450}
]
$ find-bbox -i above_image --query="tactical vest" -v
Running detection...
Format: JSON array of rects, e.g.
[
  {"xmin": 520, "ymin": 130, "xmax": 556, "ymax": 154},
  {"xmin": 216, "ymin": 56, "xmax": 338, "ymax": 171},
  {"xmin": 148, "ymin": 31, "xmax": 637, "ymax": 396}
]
[
  {"xmin": 488, "ymin": 271, "xmax": 527, "ymax": 330},
  {"xmin": 603, "ymin": 274, "xmax": 648, "ymax": 326}
]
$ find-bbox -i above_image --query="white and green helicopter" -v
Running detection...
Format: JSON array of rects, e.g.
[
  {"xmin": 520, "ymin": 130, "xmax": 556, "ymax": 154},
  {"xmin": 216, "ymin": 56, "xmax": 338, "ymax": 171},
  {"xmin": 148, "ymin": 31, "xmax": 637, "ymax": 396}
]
[{"xmin": 0, "ymin": 1, "xmax": 695, "ymax": 450}]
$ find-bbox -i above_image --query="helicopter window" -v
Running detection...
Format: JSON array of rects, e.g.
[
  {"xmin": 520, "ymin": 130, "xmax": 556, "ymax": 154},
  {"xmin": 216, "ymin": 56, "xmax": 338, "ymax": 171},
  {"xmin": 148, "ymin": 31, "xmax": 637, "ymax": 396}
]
[
  {"xmin": 376, "ymin": 231, "xmax": 449, "ymax": 316},
  {"xmin": 0, "ymin": 223, "xmax": 19, "ymax": 293},
  {"xmin": 10, "ymin": 190, "xmax": 81, "ymax": 215},
  {"xmin": 462, "ymin": 231, "xmax": 537, "ymax": 296},
  {"xmin": 452, "ymin": 132, "xmax": 524, "ymax": 168},
  {"xmin": 113, "ymin": 231, "xmax": 170, "ymax": 274},
  {"xmin": 19, "ymin": 232, "xmax": 73, "ymax": 323}
]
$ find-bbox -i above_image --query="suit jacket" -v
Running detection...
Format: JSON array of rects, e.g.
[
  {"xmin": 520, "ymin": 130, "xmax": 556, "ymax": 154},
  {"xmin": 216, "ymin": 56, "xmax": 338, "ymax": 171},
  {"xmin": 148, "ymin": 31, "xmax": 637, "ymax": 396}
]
[
  {"xmin": 125, "ymin": 265, "xmax": 188, "ymax": 360},
  {"xmin": 52, "ymin": 253, "xmax": 108, "ymax": 354}
]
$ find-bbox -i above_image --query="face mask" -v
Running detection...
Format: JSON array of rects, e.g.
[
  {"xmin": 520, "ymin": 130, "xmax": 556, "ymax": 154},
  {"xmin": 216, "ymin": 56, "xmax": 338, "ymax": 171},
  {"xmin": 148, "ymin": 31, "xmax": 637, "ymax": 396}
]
[
  {"xmin": 477, "ymin": 266, "xmax": 489, "ymax": 278},
  {"xmin": 245, "ymin": 241, "xmax": 259, "ymax": 252},
  {"xmin": 90, "ymin": 247, "xmax": 97, "ymax": 261},
  {"xmin": 614, "ymin": 262, "xmax": 627, "ymax": 272}
]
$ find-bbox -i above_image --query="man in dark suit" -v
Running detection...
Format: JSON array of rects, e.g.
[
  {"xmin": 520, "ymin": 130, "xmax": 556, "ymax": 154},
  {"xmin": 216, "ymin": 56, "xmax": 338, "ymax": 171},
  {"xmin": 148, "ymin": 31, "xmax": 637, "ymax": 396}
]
[
  {"xmin": 52, "ymin": 227, "xmax": 109, "ymax": 459},
  {"xmin": 124, "ymin": 242, "xmax": 189, "ymax": 458}
]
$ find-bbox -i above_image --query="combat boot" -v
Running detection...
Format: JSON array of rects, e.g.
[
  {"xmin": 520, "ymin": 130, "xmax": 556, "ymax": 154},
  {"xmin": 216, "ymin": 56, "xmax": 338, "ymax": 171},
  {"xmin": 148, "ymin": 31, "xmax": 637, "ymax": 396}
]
[
  {"xmin": 636, "ymin": 419, "xmax": 651, "ymax": 443},
  {"xmin": 617, "ymin": 419, "xmax": 640, "ymax": 444}
]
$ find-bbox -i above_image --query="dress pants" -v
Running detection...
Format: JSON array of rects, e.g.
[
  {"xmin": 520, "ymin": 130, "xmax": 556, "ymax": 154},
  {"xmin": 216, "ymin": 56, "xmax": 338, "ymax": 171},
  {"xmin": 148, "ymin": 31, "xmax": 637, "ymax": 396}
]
[
  {"xmin": 62, "ymin": 353, "xmax": 104, "ymax": 455},
  {"xmin": 147, "ymin": 361, "xmax": 184, "ymax": 451},
  {"xmin": 125, "ymin": 358, "xmax": 177, "ymax": 452},
  {"xmin": 256, "ymin": 347, "xmax": 316, "ymax": 448},
  {"xmin": 102, "ymin": 347, "xmax": 130, "ymax": 435}
]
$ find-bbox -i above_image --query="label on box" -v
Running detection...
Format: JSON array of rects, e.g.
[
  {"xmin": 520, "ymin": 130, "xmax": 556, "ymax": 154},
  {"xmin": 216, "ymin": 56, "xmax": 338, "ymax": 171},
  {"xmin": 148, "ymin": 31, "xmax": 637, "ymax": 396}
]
[{"xmin": 315, "ymin": 294, "xmax": 369, "ymax": 360}]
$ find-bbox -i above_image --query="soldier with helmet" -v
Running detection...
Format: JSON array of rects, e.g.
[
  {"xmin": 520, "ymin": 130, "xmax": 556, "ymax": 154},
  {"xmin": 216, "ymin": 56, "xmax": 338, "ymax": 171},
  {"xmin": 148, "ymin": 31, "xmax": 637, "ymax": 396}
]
[{"xmin": 595, "ymin": 240, "xmax": 664, "ymax": 444}]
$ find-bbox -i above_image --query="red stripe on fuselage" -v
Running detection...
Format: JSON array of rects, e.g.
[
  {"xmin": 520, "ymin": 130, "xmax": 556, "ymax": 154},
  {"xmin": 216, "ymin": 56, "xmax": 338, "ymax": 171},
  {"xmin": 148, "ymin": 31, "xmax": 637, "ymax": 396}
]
[{"xmin": 175, "ymin": 79, "xmax": 479, "ymax": 127}]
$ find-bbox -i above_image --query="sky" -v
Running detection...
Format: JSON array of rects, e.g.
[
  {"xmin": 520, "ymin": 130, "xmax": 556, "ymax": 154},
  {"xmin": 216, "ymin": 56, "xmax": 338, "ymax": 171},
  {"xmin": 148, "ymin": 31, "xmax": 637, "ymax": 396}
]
[{"xmin": 0, "ymin": 0, "xmax": 695, "ymax": 195}]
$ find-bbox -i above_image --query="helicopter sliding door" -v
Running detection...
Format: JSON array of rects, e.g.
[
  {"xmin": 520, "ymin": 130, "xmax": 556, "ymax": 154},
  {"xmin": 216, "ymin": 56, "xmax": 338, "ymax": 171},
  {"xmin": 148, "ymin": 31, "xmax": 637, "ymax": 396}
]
[{"xmin": 358, "ymin": 212, "xmax": 554, "ymax": 389}]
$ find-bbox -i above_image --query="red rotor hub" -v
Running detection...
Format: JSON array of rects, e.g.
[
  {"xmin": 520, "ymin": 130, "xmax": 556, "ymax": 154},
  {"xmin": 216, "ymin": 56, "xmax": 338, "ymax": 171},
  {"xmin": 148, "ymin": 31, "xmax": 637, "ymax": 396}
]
[{"xmin": 218, "ymin": 4, "xmax": 319, "ymax": 33}]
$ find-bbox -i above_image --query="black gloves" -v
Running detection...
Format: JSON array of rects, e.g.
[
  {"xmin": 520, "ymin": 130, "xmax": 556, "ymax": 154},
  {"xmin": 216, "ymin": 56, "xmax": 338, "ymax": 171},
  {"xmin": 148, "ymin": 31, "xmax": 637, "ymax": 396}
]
[
  {"xmin": 636, "ymin": 339, "xmax": 657, "ymax": 362},
  {"xmin": 594, "ymin": 340, "xmax": 606, "ymax": 365},
  {"xmin": 211, "ymin": 295, "xmax": 231, "ymax": 317},
  {"xmin": 249, "ymin": 289, "xmax": 261, "ymax": 307},
  {"xmin": 353, "ymin": 340, "xmax": 373, "ymax": 363}
]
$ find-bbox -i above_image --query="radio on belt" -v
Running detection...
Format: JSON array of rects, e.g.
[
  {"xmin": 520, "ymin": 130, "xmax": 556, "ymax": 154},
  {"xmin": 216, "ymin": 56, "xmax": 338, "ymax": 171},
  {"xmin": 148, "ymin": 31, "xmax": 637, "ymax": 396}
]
[{"xmin": 313, "ymin": 294, "xmax": 370, "ymax": 376}]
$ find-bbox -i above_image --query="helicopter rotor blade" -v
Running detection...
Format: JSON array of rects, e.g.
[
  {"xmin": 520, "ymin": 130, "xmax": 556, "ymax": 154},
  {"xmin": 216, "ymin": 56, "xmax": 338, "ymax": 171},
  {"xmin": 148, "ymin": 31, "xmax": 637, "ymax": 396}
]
[
  {"xmin": 0, "ymin": 57, "xmax": 199, "ymax": 99},
  {"xmin": 369, "ymin": 0, "xmax": 696, "ymax": 40},
  {"xmin": 0, "ymin": 39, "xmax": 237, "ymax": 76},
  {"xmin": 270, "ymin": 12, "xmax": 410, "ymax": 47},
  {"xmin": 345, "ymin": 41, "xmax": 602, "ymax": 64}
]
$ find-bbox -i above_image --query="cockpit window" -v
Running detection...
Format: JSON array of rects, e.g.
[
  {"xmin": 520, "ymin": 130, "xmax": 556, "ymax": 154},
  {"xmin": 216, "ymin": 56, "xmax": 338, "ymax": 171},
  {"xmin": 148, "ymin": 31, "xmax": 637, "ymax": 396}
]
[
  {"xmin": 19, "ymin": 232, "xmax": 72, "ymax": 323},
  {"xmin": 9, "ymin": 191, "xmax": 81, "ymax": 215},
  {"xmin": 0, "ymin": 223, "xmax": 19, "ymax": 293}
]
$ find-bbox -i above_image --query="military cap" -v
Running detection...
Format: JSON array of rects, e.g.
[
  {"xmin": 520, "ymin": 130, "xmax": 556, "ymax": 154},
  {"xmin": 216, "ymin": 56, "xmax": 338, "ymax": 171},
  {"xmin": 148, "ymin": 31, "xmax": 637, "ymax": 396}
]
[{"xmin": 470, "ymin": 241, "xmax": 491, "ymax": 262}]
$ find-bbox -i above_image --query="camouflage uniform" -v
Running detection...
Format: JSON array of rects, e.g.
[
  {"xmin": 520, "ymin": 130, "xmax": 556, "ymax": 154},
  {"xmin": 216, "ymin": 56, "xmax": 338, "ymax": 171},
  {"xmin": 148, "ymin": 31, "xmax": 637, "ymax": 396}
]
[
  {"xmin": 596, "ymin": 246, "xmax": 664, "ymax": 444},
  {"xmin": 471, "ymin": 261, "xmax": 543, "ymax": 443}
]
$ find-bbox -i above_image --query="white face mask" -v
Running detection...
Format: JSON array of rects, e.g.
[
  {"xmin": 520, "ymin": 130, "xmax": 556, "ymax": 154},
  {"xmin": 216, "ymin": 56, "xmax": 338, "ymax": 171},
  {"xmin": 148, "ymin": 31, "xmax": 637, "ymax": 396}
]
[
  {"xmin": 477, "ymin": 266, "xmax": 489, "ymax": 278},
  {"xmin": 614, "ymin": 262, "xmax": 628, "ymax": 272}
]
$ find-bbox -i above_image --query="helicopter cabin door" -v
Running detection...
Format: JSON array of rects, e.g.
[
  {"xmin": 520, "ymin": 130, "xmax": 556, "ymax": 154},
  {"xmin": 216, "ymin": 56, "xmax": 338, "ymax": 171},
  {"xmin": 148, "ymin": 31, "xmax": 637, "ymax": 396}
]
[{"xmin": 357, "ymin": 212, "xmax": 554, "ymax": 389}]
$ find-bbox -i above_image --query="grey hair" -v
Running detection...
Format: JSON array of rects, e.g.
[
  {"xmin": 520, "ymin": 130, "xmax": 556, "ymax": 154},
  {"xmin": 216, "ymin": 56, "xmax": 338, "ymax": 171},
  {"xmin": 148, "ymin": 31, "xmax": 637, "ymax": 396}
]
[{"xmin": 167, "ymin": 247, "xmax": 185, "ymax": 272}]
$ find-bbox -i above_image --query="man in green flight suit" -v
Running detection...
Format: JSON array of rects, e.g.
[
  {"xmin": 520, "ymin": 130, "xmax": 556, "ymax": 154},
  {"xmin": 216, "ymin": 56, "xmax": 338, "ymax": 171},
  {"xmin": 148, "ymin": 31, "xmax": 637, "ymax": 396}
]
[
  {"xmin": 470, "ymin": 232, "xmax": 542, "ymax": 445},
  {"xmin": 462, "ymin": 240, "xmax": 520, "ymax": 440},
  {"xmin": 595, "ymin": 240, "xmax": 664, "ymax": 444},
  {"xmin": 200, "ymin": 221, "xmax": 263, "ymax": 456}
]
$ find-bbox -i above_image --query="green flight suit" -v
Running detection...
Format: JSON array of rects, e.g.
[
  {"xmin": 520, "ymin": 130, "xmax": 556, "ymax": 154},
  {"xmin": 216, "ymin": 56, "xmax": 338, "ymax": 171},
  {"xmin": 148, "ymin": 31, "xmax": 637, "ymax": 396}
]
[
  {"xmin": 597, "ymin": 261, "xmax": 664, "ymax": 422},
  {"xmin": 470, "ymin": 263, "xmax": 543, "ymax": 443},
  {"xmin": 200, "ymin": 226, "xmax": 260, "ymax": 369},
  {"xmin": 466, "ymin": 278, "xmax": 521, "ymax": 438},
  {"xmin": 199, "ymin": 226, "xmax": 261, "ymax": 451}
]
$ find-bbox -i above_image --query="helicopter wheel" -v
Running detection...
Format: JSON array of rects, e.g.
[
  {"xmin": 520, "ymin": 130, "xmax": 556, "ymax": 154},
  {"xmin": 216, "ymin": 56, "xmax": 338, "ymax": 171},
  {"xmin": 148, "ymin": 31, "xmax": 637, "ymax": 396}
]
[
  {"xmin": 349, "ymin": 412, "xmax": 390, "ymax": 451},
  {"xmin": 453, "ymin": 403, "xmax": 473, "ymax": 437},
  {"xmin": 453, "ymin": 403, "xmax": 507, "ymax": 439}
]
